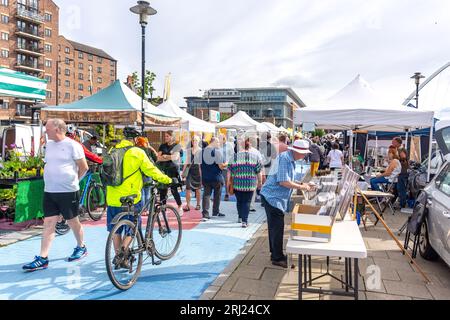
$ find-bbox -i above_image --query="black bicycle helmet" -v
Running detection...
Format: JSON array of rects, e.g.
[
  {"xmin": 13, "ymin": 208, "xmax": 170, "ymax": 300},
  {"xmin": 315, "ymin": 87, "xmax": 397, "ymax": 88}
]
[{"xmin": 123, "ymin": 127, "xmax": 141, "ymax": 139}]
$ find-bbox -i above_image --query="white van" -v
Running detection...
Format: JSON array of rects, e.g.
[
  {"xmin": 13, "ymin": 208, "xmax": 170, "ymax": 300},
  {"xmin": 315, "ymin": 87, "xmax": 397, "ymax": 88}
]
[{"xmin": 0, "ymin": 124, "xmax": 43, "ymax": 160}]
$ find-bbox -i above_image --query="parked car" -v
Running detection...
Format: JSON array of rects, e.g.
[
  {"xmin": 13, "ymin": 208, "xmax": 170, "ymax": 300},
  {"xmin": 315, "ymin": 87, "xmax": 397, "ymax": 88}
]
[{"xmin": 419, "ymin": 120, "xmax": 450, "ymax": 266}]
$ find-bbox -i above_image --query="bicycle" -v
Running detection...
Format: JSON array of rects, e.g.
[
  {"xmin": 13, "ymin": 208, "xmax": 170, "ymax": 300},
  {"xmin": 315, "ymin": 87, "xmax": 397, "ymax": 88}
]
[
  {"xmin": 55, "ymin": 165, "xmax": 107, "ymax": 235},
  {"xmin": 105, "ymin": 179, "xmax": 182, "ymax": 291}
]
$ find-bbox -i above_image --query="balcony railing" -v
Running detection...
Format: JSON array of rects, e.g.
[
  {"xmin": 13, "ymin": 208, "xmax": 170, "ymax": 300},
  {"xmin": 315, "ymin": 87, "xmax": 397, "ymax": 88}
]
[
  {"xmin": 16, "ymin": 44, "xmax": 44, "ymax": 55},
  {"xmin": 15, "ymin": 109, "xmax": 32, "ymax": 118},
  {"xmin": 15, "ymin": 60, "xmax": 44, "ymax": 72},
  {"xmin": 16, "ymin": 27, "xmax": 44, "ymax": 39},
  {"xmin": 16, "ymin": 6, "xmax": 45, "ymax": 24}
]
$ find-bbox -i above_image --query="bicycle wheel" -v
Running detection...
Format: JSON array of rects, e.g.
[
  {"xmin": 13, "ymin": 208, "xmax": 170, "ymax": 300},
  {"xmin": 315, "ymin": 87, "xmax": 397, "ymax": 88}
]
[
  {"xmin": 151, "ymin": 205, "xmax": 182, "ymax": 260},
  {"xmin": 86, "ymin": 183, "xmax": 107, "ymax": 221},
  {"xmin": 55, "ymin": 219, "xmax": 70, "ymax": 236},
  {"xmin": 105, "ymin": 219, "xmax": 144, "ymax": 291}
]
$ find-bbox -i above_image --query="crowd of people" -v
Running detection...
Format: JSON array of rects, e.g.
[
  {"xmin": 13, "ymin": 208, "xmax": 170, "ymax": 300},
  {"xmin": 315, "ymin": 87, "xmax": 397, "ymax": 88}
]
[{"xmin": 22, "ymin": 119, "xmax": 319, "ymax": 271}]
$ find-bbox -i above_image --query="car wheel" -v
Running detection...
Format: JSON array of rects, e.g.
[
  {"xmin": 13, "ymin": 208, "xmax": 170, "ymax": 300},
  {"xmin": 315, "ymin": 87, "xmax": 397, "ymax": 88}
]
[{"xmin": 419, "ymin": 220, "xmax": 439, "ymax": 261}]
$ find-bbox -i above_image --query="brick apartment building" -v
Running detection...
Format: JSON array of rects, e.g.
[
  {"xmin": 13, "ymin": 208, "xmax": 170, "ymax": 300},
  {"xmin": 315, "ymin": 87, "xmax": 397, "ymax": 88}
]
[{"xmin": 0, "ymin": 0, "xmax": 117, "ymax": 123}]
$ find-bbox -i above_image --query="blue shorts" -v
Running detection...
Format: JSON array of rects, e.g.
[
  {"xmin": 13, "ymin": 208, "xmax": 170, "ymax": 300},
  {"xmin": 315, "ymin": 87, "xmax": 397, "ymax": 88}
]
[{"xmin": 107, "ymin": 202, "xmax": 143, "ymax": 235}]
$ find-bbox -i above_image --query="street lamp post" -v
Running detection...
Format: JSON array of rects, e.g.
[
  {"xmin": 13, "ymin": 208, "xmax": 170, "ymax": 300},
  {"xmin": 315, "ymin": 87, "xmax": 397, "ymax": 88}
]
[
  {"xmin": 130, "ymin": 1, "xmax": 157, "ymax": 135},
  {"xmin": 411, "ymin": 72, "xmax": 425, "ymax": 109}
]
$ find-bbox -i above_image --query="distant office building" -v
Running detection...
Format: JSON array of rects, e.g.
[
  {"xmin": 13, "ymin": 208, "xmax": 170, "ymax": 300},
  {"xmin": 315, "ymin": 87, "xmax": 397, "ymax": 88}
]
[{"xmin": 185, "ymin": 87, "xmax": 306, "ymax": 128}]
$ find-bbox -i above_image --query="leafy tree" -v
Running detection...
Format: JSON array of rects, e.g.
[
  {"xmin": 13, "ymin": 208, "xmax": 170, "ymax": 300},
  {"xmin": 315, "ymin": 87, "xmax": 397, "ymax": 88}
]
[
  {"xmin": 313, "ymin": 129, "xmax": 326, "ymax": 138},
  {"xmin": 95, "ymin": 125, "xmax": 124, "ymax": 148}
]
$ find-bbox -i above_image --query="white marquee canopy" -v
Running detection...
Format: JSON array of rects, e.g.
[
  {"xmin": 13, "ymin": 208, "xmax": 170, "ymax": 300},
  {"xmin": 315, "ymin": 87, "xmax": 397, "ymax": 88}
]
[
  {"xmin": 217, "ymin": 111, "xmax": 267, "ymax": 131},
  {"xmin": 294, "ymin": 75, "xmax": 435, "ymax": 132},
  {"xmin": 158, "ymin": 99, "xmax": 216, "ymax": 133}
]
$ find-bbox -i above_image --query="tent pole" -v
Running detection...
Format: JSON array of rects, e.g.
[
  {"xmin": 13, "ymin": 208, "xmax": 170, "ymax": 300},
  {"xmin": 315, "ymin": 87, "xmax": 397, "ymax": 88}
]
[
  {"xmin": 405, "ymin": 130, "xmax": 409, "ymax": 150},
  {"xmin": 103, "ymin": 124, "xmax": 106, "ymax": 146},
  {"xmin": 427, "ymin": 123, "xmax": 434, "ymax": 182},
  {"xmin": 349, "ymin": 129, "xmax": 354, "ymax": 169},
  {"xmin": 375, "ymin": 136, "xmax": 378, "ymax": 167}
]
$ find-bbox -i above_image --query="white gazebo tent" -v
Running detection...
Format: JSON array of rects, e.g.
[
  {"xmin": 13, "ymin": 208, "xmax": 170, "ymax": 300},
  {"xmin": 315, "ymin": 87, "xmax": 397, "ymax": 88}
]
[
  {"xmin": 157, "ymin": 99, "xmax": 216, "ymax": 133},
  {"xmin": 261, "ymin": 122, "xmax": 282, "ymax": 133},
  {"xmin": 217, "ymin": 111, "xmax": 267, "ymax": 131},
  {"xmin": 294, "ymin": 75, "xmax": 435, "ymax": 180}
]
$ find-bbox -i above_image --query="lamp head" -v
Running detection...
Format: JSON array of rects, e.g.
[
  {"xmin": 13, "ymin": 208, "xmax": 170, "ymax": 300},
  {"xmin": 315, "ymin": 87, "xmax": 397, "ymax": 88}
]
[
  {"xmin": 411, "ymin": 72, "xmax": 425, "ymax": 85},
  {"xmin": 130, "ymin": 1, "xmax": 157, "ymax": 25}
]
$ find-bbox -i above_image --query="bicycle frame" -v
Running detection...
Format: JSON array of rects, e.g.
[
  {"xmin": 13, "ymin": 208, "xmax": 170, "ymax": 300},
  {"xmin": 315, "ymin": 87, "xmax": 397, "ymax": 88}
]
[
  {"xmin": 109, "ymin": 184, "xmax": 172, "ymax": 261},
  {"xmin": 79, "ymin": 170, "xmax": 93, "ymax": 209}
]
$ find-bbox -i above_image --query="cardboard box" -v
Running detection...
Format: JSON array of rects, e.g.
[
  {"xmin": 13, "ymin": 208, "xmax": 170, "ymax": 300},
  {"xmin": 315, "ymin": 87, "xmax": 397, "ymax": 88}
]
[{"xmin": 290, "ymin": 204, "xmax": 333, "ymax": 243}]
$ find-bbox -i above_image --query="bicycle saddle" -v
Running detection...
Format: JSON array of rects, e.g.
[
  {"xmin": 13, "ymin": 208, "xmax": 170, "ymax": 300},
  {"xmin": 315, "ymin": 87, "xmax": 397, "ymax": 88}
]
[{"xmin": 120, "ymin": 194, "xmax": 138, "ymax": 205}]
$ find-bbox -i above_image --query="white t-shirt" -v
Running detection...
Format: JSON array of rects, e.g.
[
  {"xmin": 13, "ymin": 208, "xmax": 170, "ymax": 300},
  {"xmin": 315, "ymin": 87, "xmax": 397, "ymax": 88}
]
[
  {"xmin": 328, "ymin": 149, "xmax": 343, "ymax": 168},
  {"xmin": 44, "ymin": 138, "xmax": 85, "ymax": 193}
]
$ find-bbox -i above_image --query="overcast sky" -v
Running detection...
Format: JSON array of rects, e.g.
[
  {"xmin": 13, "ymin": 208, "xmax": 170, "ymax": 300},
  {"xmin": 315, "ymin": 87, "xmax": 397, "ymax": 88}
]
[{"xmin": 55, "ymin": 0, "xmax": 450, "ymax": 110}]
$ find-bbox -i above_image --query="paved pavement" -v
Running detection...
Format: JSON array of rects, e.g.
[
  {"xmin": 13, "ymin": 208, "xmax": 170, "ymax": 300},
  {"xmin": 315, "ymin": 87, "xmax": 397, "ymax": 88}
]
[
  {"xmin": 202, "ymin": 209, "xmax": 450, "ymax": 300},
  {"xmin": 0, "ymin": 199, "xmax": 267, "ymax": 300},
  {"xmin": 2, "ymin": 198, "xmax": 450, "ymax": 300}
]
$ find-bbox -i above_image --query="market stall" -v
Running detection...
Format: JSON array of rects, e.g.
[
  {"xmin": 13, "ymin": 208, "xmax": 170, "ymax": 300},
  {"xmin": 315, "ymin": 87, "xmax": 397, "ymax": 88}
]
[
  {"xmin": 0, "ymin": 68, "xmax": 47, "ymax": 224},
  {"xmin": 294, "ymin": 75, "xmax": 435, "ymax": 180},
  {"xmin": 216, "ymin": 111, "xmax": 267, "ymax": 131},
  {"xmin": 157, "ymin": 99, "xmax": 215, "ymax": 133},
  {"xmin": 40, "ymin": 80, "xmax": 181, "ymax": 128}
]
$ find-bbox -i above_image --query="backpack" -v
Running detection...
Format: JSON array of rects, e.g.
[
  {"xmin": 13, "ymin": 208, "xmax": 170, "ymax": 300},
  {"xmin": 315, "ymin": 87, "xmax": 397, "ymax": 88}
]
[
  {"xmin": 407, "ymin": 191, "xmax": 428, "ymax": 235},
  {"xmin": 100, "ymin": 146, "xmax": 140, "ymax": 187}
]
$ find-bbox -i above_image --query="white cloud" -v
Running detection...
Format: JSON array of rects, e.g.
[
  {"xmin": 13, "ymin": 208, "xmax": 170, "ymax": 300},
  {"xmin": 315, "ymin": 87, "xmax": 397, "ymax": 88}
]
[{"xmin": 54, "ymin": 0, "xmax": 450, "ymax": 111}]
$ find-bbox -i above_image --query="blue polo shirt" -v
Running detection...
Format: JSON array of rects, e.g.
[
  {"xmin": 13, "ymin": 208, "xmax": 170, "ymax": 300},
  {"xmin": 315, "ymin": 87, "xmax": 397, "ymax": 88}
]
[{"xmin": 261, "ymin": 150, "xmax": 299, "ymax": 212}]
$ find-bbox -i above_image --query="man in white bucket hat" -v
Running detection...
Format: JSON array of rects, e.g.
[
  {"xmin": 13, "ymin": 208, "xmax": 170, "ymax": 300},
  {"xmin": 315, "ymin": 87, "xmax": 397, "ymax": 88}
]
[{"xmin": 260, "ymin": 139, "xmax": 315, "ymax": 268}]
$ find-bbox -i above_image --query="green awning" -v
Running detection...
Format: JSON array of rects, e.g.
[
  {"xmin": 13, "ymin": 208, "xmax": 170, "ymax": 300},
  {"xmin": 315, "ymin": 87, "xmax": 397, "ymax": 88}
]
[
  {"xmin": 0, "ymin": 67, "xmax": 47, "ymax": 100},
  {"xmin": 41, "ymin": 80, "xmax": 181, "ymax": 127}
]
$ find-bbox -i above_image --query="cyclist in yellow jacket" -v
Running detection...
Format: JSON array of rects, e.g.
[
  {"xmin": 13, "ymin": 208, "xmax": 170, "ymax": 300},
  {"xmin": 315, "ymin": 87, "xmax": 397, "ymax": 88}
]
[{"xmin": 106, "ymin": 127, "xmax": 172, "ymax": 263}]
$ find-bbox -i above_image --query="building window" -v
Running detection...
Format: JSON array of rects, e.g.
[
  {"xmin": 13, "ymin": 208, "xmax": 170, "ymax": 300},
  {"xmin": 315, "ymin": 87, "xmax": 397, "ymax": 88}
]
[
  {"xmin": 1, "ymin": 101, "xmax": 9, "ymax": 109},
  {"xmin": 97, "ymin": 57, "xmax": 103, "ymax": 63},
  {"xmin": 78, "ymin": 73, "xmax": 83, "ymax": 80},
  {"xmin": 46, "ymin": 91, "xmax": 52, "ymax": 99},
  {"xmin": 45, "ymin": 13, "xmax": 52, "ymax": 22},
  {"xmin": 64, "ymin": 93, "xmax": 70, "ymax": 100},
  {"xmin": 45, "ymin": 75, "xmax": 52, "ymax": 83},
  {"xmin": 88, "ymin": 54, "xmax": 93, "ymax": 61},
  {"xmin": 78, "ymin": 52, "xmax": 83, "ymax": 59},
  {"xmin": 64, "ymin": 69, "xmax": 70, "ymax": 76},
  {"xmin": 45, "ymin": 44, "xmax": 52, "ymax": 53},
  {"xmin": 78, "ymin": 84, "xmax": 84, "ymax": 91},
  {"xmin": 44, "ymin": 28, "xmax": 51, "ymax": 37},
  {"xmin": 65, "ymin": 57, "xmax": 71, "ymax": 65},
  {"xmin": 110, "ymin": 70, "xmax": 115, "ymax": 77},
  {"xmin": 16, "ymin": 104, "xmax": 27, "ymax": 116},
  {"xmin": 110, "ymin": 61, "xmax": 115, "ymax": 67},
  {"xmin": 45, "ymin": 60, "xmax": 52, "ymax": 68},
  {"xmin": 1, "ymin": 49, "xmax": 8, "ymax": 58},
  {"xmin": 65, "ymin": 47, "xmax": 70, "ymax": 54},
  {"xmin": 1, "ymin": 15, "xmax": 8, "ymax": 24},
  {"xmin": 78, "ymin": 62, "xmax": 83, "ymax": 70},
  {"xmin": 65, "ymin": 80, "xmax": 70, "ymax": 87},
  {"xmin": 1, "ymin": 32, "xmax": 8, "ymax": 41},
  {"xmin": 97, "ymin": 77, "xmax": 102, "ymax": 84},
  {"xmin": 97, "ymin": 67, "xmax": 102, "ymax": 73},
  {"xmin": 0, "ymin": 0, "xmax": 9, "ymax": 6},
  {"xmin": 88, "ymin": 85, "xmax": 92, "ymax": 93},
  {"xmin": 57, "ymin": 79, "xmax": 61, "ymax": 86}
]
